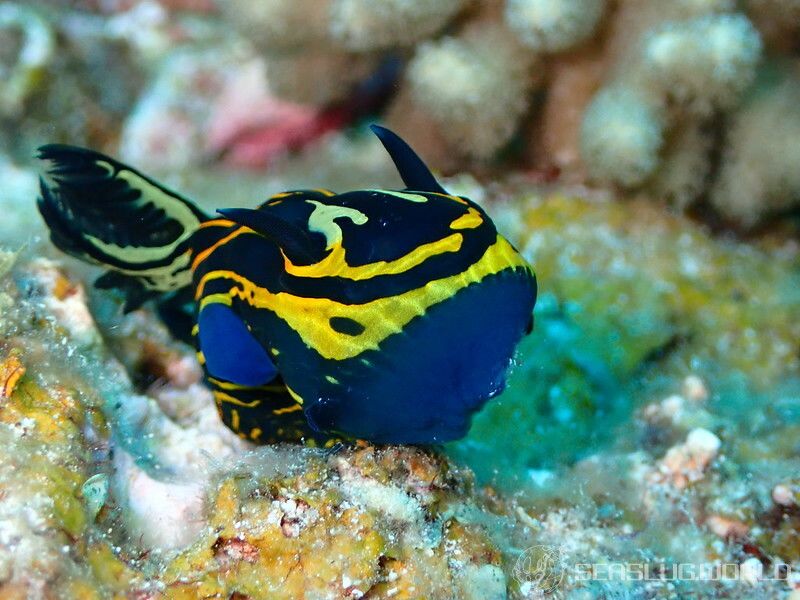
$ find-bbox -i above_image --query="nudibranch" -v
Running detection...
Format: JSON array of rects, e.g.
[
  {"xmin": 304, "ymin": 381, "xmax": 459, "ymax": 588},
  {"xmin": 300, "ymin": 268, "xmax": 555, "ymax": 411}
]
[{"xmin": 37, "ymin": 125, "xmax": 537, "ymax": 445}]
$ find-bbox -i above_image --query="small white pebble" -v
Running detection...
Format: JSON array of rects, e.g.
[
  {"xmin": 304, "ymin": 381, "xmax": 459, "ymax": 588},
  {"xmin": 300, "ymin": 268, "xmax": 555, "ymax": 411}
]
[
  {"xmin": 772, "ymin": 484, "xmax": 796, "ymax": 507},
  {"xmin": 683, "ymin": 375, "xmax": 709, "ymax": 403},
  {"xmin": 686, "ymin": 428, "xmax": 721, "ymax": 458},
  {"xmin": 740, "ymin": 557, "xmax": 763, "ymax": 585},
  {"xmin": 662, "ymin": 395, "xmax": 685, "ymax": 419}
]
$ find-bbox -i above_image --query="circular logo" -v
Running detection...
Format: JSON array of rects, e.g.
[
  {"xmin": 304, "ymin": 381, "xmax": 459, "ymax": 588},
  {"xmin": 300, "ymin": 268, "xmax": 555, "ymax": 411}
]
[{"xmin": 513, "ymin": 544, "xmax": 565, "ymax": 594}]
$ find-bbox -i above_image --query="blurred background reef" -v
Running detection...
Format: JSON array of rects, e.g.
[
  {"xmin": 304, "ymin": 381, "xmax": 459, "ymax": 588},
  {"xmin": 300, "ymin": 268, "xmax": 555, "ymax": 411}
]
[{"xmin": 0, "ymin": 0, "xmax": 799, "ymax": 598}]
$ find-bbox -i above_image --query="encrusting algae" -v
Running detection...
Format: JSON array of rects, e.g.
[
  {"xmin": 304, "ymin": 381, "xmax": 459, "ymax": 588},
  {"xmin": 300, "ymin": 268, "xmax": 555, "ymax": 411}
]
[
  {"xmin": 453, "ymin": 189, "xmax": 800, "ymax": 479},
  {"xmin": 0, "ymin": 351, "xmax": 99, "ymax": 598},
  {"xmin": 160, "ymin": 446, "xmax": 506, "ymax": 600},
  {"xmin": 0, "ymin": 255, "xmax": 515, "ymax": 599}
]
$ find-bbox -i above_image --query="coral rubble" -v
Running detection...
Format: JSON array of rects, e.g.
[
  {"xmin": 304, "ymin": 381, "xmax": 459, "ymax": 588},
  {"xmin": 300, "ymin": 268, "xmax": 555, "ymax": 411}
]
[{"xmin": 162, "ymin": 446, "xmax": 507, "ymax": 599}]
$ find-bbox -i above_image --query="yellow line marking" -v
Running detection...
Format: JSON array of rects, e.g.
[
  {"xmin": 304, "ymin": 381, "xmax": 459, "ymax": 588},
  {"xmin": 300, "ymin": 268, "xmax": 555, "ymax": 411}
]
[
  {"xmin": 285, "ymin": 385, "xmax": 304, "ymax": 405},
  {"xmin": 197, "ymin": 235, "xmax": 531, "ymax": 361},
  {"xmin": 192, "ymin": 226, "xmax": 251, "ymax": 270},
  {"xmin": 198, "ymin": 292, "xmax": 233, "ymax": 308},
  {"xmin": 450, "ymin": 207, "xmax": 483, "ymax": 230},
  {"xmin": 199, "ymin": 219, "xmax": 235, "ymax": 229},
  {"xmin": 283, "ymin": 232, "xmax": 462, "ymax": 280},
  {"xmin": 427, "ymin": 191, "xmax": 469, "ymax": 205},
  {"xmin": 208, "ymin": 377, "xmax": 286, "ymax": 392}
]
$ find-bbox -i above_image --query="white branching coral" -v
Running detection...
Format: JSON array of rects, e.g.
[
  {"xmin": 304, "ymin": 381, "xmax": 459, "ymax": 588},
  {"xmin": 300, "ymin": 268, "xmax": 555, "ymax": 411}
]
[
  {"xmin": 504, "ymin": 0, "xmax": 608, "ymax": 53},
  {"xmin": 647, "ymin": 118, "xmax": 714, "ymax": 209},
  {"xmin": 643, "ymin": 14, "xmax": 763, "ymax": 113},
  {"xmin": 579, "ymin": 6, "xmax": 768, "ymax": 196},
  {"xmin": 407, "ymin": 25, "xmax": 537, "ymax": 159},
  {"xmin": 217, "ymin": 0, "xmax": 332, "ymax": 51},
  {"xmin": 580, "ymin": 86, "xmax": 665, "ymax": 187},
  {"xmin": 711, "ymin": 75, "xmax": 800, "ymax": 226},
  {"xmin": 329, "ymin": 0, "xmax": 466, "ymax": 50}
]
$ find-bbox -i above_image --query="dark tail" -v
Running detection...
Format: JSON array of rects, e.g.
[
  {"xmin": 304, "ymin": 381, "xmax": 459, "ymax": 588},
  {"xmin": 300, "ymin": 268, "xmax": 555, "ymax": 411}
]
[{"xmin": 37, "ymin": 145, "xmax": 209, "ymax": 336}]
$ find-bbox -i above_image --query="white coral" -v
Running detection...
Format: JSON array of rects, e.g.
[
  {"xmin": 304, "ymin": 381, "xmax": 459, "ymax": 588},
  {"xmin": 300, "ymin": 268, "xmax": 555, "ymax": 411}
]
[
  {"xmin": 120, "ymin": 48, "xmax": 257, "ymax": 171},
  {"xmin": 647, "ymin": 118, "xmax": 714, "ymax": 209},
  {"xmin": 114, "ymin": 451, "xmax": 206, "ymax": 551},
  {"xmin": 643, "ymin": 14, "xmax": 763, "ymax": 113},
  {"xmin": 580, "ymin": 86, "xmax": 665, "ymax": 187},
  {"xmin": 329, "ymin": 0, "xmax": 465, "ymax": 50},
  {"xmin": 407, "ymin": 25, "xmax": 537, "ymax": 159},
  {"xmin": 711, "ymin": 76, "xmax": 800, "ymax": 225},
  {"xmin": 505, "ymin": 0, "xmax": 607, "ymax": 53},
  {"xmin": 218, "ymin": 0, "xmax": 332, "ymax": 50}
]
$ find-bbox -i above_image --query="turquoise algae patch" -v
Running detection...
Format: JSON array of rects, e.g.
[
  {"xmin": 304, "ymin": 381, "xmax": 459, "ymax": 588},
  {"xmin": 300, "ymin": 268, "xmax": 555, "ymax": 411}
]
[{"xmin": 448, "ymin": 193, "xmax": 800, "ymax": 489}]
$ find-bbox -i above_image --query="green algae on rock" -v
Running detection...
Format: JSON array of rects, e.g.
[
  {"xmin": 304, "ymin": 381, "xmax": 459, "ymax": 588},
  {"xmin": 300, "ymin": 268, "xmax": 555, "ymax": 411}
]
[
  {"xmin": 450, "ymin": 191, "xmax": 800, "ymax": 482},
  {"xmin": 0, "ymin": 256, "xmax": 520, "ymax": 599},
  {"xmin": 0, "ymin": 351, "xmax": 104, "ymax": 598}
]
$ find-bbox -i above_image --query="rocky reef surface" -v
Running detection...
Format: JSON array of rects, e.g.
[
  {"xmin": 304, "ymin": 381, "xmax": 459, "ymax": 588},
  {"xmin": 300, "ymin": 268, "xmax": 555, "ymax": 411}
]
[
  {"xmin": 0, "ymin": 256, "xmax": 512, "ymax": 599},
  {"xmin": 1, "ymin": 179, "xmax": 798, "ymax": 598}
]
